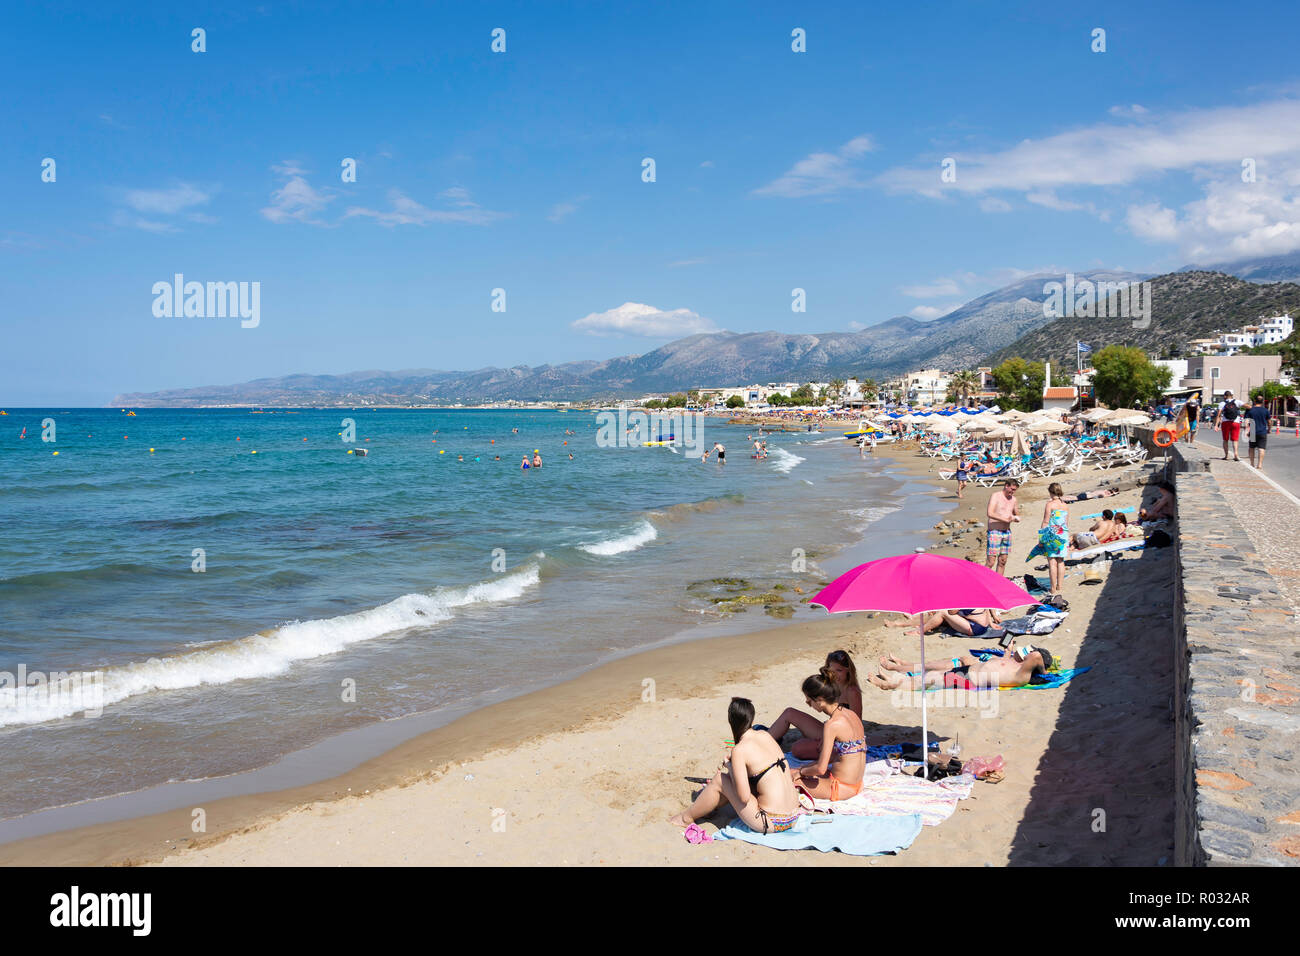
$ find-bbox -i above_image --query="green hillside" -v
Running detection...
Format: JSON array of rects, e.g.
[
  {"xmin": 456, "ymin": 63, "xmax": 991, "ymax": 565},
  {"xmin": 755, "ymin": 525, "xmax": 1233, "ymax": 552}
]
[{"xmin": 985, "ymin": 271, "xmax": 1300, "ymax": 368}]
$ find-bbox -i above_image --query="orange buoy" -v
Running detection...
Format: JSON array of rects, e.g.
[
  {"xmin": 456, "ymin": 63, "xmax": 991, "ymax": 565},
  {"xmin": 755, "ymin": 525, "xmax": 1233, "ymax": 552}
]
[{"xmin": 1153, "ymin": 427, "xmax": 1175, "ymax": 447}]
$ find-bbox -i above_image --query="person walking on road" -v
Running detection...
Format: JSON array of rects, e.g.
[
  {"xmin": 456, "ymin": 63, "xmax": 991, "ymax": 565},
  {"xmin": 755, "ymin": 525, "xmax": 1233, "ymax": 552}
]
[
  {"xmin": 1244, "ymin": 398, "xmax": 1271, "ymax": 473},
  {"xmin": 1213, "ymin": 390, "xmax": 1242, "ymax": 461}
]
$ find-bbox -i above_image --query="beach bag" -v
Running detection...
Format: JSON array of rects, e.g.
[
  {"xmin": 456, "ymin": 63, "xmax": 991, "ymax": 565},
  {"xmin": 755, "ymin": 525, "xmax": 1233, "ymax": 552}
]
[{"xmin": 1146, "ymin": 529, "xmax": 1172, "ymax": 548}]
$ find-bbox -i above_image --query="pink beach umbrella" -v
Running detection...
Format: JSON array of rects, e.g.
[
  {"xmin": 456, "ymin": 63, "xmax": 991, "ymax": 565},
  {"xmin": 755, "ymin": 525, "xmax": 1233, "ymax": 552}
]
[{"xmin": 810, "ymin": 553, "xmax": 1036, "ymax": 777}]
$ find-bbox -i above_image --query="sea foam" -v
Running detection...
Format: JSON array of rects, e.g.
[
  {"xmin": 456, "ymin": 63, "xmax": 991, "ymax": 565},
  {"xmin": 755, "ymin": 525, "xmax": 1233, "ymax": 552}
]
[
  {"xmin": 578, "ymin": 519, "xmax": 658, "ymax": 556},
  {"xmin": 0, "ymin": 563, "xmax": 542, "ymax": 728}
]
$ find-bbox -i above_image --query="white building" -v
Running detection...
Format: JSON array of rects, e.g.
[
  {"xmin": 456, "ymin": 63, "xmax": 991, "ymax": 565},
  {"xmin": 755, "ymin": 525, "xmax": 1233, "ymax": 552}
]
[
  {"xmin": 903, "ymin": 368, "xmax": 952, "ymax": 405},
  {"xmin": 1197, "ymin": 313, "xmax": 1294, "ymax": 355}
]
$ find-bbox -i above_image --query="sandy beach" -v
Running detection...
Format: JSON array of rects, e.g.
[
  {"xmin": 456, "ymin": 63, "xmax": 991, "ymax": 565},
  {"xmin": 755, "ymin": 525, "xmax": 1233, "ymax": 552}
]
[{"xmin": 0, "ymin": 443, "xmax": 1178, "ymax": 867}]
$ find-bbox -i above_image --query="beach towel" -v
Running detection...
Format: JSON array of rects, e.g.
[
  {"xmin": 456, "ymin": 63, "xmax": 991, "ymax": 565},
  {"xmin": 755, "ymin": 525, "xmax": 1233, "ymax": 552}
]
[
  {"xmin": 807, "ymin": 772, "xmax": 975, "ymax": 827},
  {"xmin": 1069, "ymin": 538, "xmax": 1145, "ymax": 561},
  {"xmin": 1002, "ymin": 611, "xmax": 1067, "ymax": 635},
  {"xmin": 1080, "ymin": 506, "xmax": 1135, "ymax": 520},
  {"xmin": 714, "ymin": 811, "xmax": 923, "ymax": 855},
  {"xmin": 1004, "ymin": 666, "xmax": 1091, "ymax": 690},
  {"xmin": 1027, "ymin": 524, "xmax": 1068, "ymax": 561}
]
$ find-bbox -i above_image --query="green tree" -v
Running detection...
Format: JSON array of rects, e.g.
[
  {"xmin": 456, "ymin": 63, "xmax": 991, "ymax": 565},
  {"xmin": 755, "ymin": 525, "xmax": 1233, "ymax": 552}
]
[
  {"xmin": 1247, "ymin": 329, "xmax": 1300, "ymax": 375},
  {"xmin": 1249, "ymin": 381, "xmax": 1296, "ymax": 416},
  {"xmin": 990, "ymin": 358, "xmax": 1046, "ymax": 411},
  {"xmin": 644, "ymin": 399, "xmax": 664, "ymax": 409},
  {"xmin": 857, "ymin": 377, "xmax": 878, "ymax": 402},
  {"xmin": 725, "ymin": 395, "xmax": 745, "ymax": 409},
  {"xmin": 1091, "ymin": 345, "xmax": 1172, "ymax": 408},
  {"xmin": 948, "ymin": 370, "xmax": 980, "ymax": 406},
  {"xmin": 664, "ymin": 393, "xmax": 688, "ymax": 408}
]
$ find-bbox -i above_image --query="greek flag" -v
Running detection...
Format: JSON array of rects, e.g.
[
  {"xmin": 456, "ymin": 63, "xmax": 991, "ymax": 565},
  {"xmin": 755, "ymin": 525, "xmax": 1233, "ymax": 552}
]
[{"xmin": 1076, "ymin": 341, "xmax": 1092, "ymax": 353}]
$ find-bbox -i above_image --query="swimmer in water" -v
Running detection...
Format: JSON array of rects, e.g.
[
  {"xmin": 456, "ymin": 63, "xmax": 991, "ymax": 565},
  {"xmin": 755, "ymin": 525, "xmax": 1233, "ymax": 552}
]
[
  {"xmin": 521, "ymin": 456, "xmax": 530, "ymax": 470},
  {"xmin": 494, "ymin": 455, "xmax": 501, "ymax": 461},
  {"xmin": 533, "ymin": 452, "xmax": 543, "ymax": 468},
  {"xmin": 568, "ymin": 453, "xmax": 574, "ymax": 460},
  {"xmin": 457, "ymin": 455, "xmax": 464, "ymax": 461}
]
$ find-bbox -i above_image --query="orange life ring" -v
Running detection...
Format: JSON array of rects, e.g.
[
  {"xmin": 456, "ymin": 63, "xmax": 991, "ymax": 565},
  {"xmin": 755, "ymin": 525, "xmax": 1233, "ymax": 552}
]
[{"xmin": 1153, "ymin": 427, "xmax": 1176, "ymax": 447}]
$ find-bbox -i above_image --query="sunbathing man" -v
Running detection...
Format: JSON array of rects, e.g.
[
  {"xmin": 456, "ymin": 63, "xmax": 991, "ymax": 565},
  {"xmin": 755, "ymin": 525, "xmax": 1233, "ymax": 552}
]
[
  {"xmin": 786, "ymin": 673, "xmax": 866, "ymax": 802},
  {"xmin": 871, "ymin": 640, "xmax": 1052, "ymax": 690},
  {"xmin": 1062, "ymin": 486, "xmax": 1120, "ymax": 503},
  {"xmin": 764, "ymin": 651, "xmax": 863, "ymax": 759},
  {"xmin": 1072, "ymin": 510, "xmax": 1114, "ymax": 549},
  {"xmin": 669, "ymin": 697, "xmax": 802, "ymax": 834}
]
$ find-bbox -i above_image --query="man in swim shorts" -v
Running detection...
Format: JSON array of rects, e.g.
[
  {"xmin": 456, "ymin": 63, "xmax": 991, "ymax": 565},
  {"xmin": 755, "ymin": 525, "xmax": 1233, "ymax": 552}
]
[
  {"xmin": 1213, "ymin": 391, "xmax": 1242, "ymax": 461},
  {"xmin": 871, "ymin": 640, "xmax": 1051, "ymax": 690},
  {"xmin": 713, "ymin": 442, "xmax": 726, "ymax": 463},
  {"xmin": 985, "ymin": 479, "xmax": 1020, "ymax": 577}
]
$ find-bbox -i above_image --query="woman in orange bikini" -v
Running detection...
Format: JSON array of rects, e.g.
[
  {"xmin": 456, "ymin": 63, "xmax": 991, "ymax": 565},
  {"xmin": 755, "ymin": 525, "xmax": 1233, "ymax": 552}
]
[
  {"xmin": 764, "ymin": 650, "xmax": 863, "ymax": 760},
  {"xmin": 788, "ymin": 672, "xmax": 866, "ymax": 802}
]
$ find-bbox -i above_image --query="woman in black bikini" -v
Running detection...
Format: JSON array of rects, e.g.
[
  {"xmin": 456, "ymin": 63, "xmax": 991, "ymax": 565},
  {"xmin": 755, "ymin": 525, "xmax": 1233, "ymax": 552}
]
[{"xmin": 669, "ymin": 697, "xmax": 801, "ymax": 834}]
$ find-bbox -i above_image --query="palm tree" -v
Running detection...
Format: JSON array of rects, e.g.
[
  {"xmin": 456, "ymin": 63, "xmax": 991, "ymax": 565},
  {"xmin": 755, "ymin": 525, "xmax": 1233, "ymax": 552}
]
[
  {"xmin": 828, "ymin": 379, "xmax": 845, "ymax": 404},
  {"xmin": 949, "ymin": 371, "xmax": 980, "ymax": 406},
  {"xmin": 857, "ymin": 377, "xmax": 878, "ymax": 403}
]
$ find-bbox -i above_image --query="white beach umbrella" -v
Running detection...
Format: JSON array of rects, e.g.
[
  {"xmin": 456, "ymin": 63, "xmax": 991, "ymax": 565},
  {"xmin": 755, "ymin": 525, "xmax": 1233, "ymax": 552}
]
[{"xmin": 1025, "ymin": 418, "xmax": 1070, "ymax": 434}]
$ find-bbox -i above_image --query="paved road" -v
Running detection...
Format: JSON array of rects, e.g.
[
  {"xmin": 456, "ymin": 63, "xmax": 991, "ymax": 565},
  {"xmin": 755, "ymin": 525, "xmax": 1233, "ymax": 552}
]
[{"xmin": 1191, "ymin": 425, "xmax": 1300, "ymax": 498}]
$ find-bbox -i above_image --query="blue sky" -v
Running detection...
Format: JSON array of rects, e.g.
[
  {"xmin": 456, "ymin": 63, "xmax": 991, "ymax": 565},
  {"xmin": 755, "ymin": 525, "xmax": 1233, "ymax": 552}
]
[{"xmin": 6, "ymin": 1, "xmax": 1300, "ymax": 404}]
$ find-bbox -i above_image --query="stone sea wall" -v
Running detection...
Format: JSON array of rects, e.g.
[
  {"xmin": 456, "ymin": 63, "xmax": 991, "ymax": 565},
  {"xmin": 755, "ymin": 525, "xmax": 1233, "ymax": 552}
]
[{"xmin": 1159, "ymin": 440, "xmax": 1300, "ymax": 866}]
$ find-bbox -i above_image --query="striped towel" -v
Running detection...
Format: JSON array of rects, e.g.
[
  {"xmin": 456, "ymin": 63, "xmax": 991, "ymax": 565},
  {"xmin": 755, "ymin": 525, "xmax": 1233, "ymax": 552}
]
[{"xmin": 807, "ymin": 772, "xmax": 975, "ymax": 827}]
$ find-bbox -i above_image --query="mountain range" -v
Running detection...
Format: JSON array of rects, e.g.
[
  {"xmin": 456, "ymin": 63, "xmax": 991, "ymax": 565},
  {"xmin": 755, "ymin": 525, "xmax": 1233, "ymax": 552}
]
[{"xmin": 114, "ymin": 253, "xmax": 1300, "ymax": 406}]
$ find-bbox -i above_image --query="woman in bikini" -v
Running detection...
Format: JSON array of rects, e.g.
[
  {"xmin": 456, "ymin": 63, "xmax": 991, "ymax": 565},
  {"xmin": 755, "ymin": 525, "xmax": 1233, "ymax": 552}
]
[
  {"xmin": 669, "ymin": 697, "xmax": 802, "ymax": 834},
  {"xmin": 787, "ymin": 673, "xmax": 866, "ymax": 802},
  {"xmin": 763, "ymin": 651, "xmax": 863, "ymax": 759}
]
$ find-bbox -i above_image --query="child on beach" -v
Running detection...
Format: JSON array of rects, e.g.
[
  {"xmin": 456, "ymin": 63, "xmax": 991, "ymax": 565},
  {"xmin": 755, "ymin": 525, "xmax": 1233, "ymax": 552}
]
[
  {"xmin": 668, "ymin": 697, "xmax": 801, "ymax": 834},
  {"xmin": 763, "ymin": 651, "xmax": 863, "ymax": 760}
]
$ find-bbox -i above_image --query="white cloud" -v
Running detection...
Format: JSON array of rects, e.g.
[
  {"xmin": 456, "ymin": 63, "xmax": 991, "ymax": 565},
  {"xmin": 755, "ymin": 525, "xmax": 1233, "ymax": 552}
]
[
  {"xmin": 753, "ymin": 135, "xmax": 876, "ymax": 198},
  {"xmin": 548, "ymin": 195, "xmax": 589, "ymax": 223},
  {"xmin": 909, "ymin": 303, "xmax": 962, "ymax": 320},
  {"xmin": 113, "ymin": 183, "xmax": 212, "ymax": 232},
  {"xmin": 667, "ymin": 257, "xmax": 708, "ymax": 268},
  {"xmin": 1135, "ymin": 174, "xmax": 1300, "ymax": 261},
  {"xmin": 1125, "ymin": 202, "xmax": 1180, "ymax": 242},
  {"xmin": 570, "ymin": 302, "xmax": 717, "ymax": 337},
  {"xmin": 876, "ymin": 97, "xmax": 1300, "ymax": 256},
  {"xmin": 979, "ymin": 197, "xmax": 1012, "ymax": 213},
  {"xmin": 261, "ymin": 163, "xmax": 335, "ymax": 225},
  {"xmin": 700, "ymin": 160, "xmax": 714, "ymax": 168},
  {"xmin": 345, "ymin": 187, "xmax": 505, "ymax": 227},
  {"xmin": 879, "ymin": 98, "xmax": 1300, "ymax": 197},
  {"xmin": 112, "ymin": 210, "xmax": 177, "ymax": 233},
  {"xmin": 122, "ymin": 184, "xmax": 210, "ymax": 215}
]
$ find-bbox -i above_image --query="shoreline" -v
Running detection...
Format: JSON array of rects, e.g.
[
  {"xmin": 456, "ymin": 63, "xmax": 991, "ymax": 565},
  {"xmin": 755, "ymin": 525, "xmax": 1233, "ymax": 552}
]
[
  {"xmin": 1, "ymin": 441, "xmax": 1177, "ymax": 866},
  {"xmin": 0, "ymin": 440, "xmax": 949, "ymax": 865}
]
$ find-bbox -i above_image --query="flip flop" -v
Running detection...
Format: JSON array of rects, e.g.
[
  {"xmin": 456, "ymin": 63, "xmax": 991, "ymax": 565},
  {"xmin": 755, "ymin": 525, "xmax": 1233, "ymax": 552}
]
[{"xmin": 683, "ymin": 823, "xmax": 713, "ymax": 844}]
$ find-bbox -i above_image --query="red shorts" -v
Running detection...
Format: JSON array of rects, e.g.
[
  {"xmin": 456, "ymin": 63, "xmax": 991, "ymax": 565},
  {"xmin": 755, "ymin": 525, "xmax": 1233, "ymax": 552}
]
[{"xmin": 1221, "ymin": 421, "xmax": 1241, "ymax": 441}]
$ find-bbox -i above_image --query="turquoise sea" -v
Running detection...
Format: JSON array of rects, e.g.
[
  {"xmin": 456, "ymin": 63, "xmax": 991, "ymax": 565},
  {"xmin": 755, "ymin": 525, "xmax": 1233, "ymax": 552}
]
[{"xmin": 0, "ymin": 408, "xmax": 946, "ymax": 826}]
